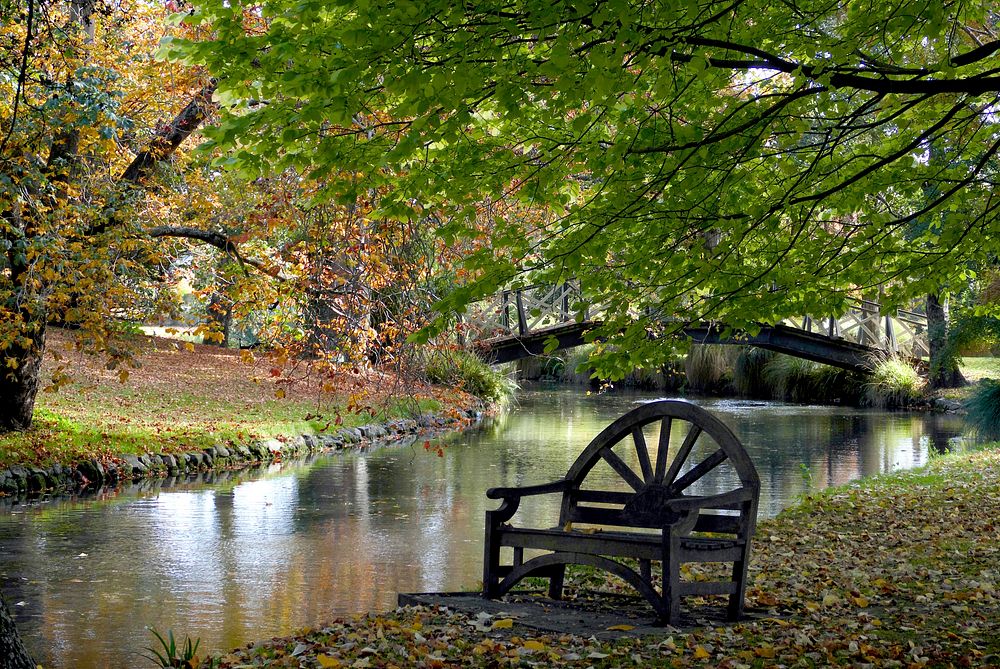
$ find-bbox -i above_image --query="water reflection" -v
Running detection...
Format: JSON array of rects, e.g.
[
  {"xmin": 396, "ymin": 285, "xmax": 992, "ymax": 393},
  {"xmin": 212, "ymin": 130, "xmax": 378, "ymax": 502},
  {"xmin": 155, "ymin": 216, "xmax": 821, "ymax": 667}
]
[{"xmin": 0, "ymin": 387, "xmax": 965, "ymax": 667}]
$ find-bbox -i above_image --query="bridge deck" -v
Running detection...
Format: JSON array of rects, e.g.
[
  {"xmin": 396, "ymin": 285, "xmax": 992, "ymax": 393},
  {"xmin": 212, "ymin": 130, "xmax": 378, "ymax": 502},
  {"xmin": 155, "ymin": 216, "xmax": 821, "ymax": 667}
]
[{"xmin": 464, "ymin": 283, "xmax": 928, "ymax": 373}]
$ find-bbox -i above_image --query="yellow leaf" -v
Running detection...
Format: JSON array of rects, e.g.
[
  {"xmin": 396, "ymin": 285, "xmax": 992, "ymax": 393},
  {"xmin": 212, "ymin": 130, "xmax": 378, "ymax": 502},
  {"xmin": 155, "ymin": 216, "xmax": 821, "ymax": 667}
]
[
  {"xmin": 491, "ymin": 618, "xmax": 514, "ymax": 629},
  {"xmin": 522, "ymin": 640, "xmax": 545, "ymax": 652},
  {"xmin": 754, "ymin": 646, "xmax": 776, "ymax": 658},
  {"xmin": 317, "ymin": 656, "xmax": 342, "ymax": 669},
  {"xmin": 693, "ymin": 646, "xmax": 710, "ymax": 659},
  {"xmin": 183, "ymin": 342, "xmax": 195, "ymax": 352},
  {"xmin": 852, "ymin": 595, "xmax": 869, "ymax": 607},
  {"xmin": 606, "ymin": 624, "xmax": 635, "ymax": 631},
  {"xmin": 118, "ymin": 369, "xmax": 129, "ymax": 383},
  {"xmin": 275, "ymin": 388, "xmax": 286, "ymax": 399},
  {"xmin": 240, "ymin": 349, "xmax": 255, "ymax": 364},
  {"xmin": 822, "ymin": 593, "xmax": 839, "ymax": 607}
]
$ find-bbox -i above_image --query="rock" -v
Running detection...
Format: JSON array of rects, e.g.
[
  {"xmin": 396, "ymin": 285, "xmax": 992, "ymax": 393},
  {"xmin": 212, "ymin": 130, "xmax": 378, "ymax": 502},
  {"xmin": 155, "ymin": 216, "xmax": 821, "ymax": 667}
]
[
  {"xmin": 26, "ymin": 470, "xmax": 47, "ymax": 493},
  {"xmin": 357, "ymin": 424, "xmax": 374, "ymax": 439},
  {"xmin": 122, "ymin": 455, "xmax": 148, "ymax": 477},
  {"xmin": 339, "ymin": 428, "xmax": 362, "ymax": 443},
  {"xmin": 202, "ymin": 450, "xmax": 214, "ymax": 467},
  {"xmin": 76, "ymin": 460, "xmax": 105, "ymax": 484},
  {"xmin": 214, "ymin": 445, "xmax": 230, "ymax": 459},
  {"xmin": 933, "ymin": 397, "xmax": 963, "ymax": 412},
  {"xmin": 186, "ymin": 452, "xmax": 204, "ymax": 469},
  {"xmin": 160, "ymin": 454, "xmax": 177, "ymax": 469},
  {"xmin": 262, "ymin": 439, "xmax": 284, "ymax": 455}
]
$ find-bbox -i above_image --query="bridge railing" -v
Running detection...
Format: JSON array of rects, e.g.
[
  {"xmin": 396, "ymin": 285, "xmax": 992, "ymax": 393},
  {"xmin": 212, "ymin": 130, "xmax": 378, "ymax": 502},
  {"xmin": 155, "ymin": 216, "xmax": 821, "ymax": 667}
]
[
  {"xmin": 462, "ymin": 281, "xmax": 606, "ymax": 338},
  {"xmin": 784, "ymin": 299, "xmax": 929, "ymax": 358},
  {"xmin": 463, "ymin": 283, "xmax": 929, "ymax": 359}
]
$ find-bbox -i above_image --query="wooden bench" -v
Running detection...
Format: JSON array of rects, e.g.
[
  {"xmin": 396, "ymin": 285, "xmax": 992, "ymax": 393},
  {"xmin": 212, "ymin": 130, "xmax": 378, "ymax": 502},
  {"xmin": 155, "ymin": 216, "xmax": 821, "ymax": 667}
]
[{"xmin": 483, "ymin": 400, "xmax": 760, "ymax": 623}]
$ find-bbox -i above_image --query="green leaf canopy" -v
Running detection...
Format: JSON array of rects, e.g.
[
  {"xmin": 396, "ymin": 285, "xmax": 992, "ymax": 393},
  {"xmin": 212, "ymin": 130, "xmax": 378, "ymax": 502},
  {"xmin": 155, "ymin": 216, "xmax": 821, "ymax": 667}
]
[{"xmin": 173, "ymin": 0, "xmax": 1000, "ymax": 371}]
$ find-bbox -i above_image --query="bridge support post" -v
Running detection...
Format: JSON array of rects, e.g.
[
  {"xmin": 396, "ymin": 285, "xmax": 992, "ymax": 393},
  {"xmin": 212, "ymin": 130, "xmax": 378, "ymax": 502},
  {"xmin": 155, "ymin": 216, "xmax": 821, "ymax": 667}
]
[{"xmin": 515, "ymin": 291, "xmax": 528, "ymax": 336}]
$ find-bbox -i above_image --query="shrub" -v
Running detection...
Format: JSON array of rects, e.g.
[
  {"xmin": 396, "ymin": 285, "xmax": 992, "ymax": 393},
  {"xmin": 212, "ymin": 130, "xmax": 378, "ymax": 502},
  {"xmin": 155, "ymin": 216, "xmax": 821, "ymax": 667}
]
[
  {"xmin": 424, "ymin": 349, "xmax": 517, "ymax": 406},
  {"xmin": 862, "ymin": 355, "xmax": 925, "ymax": 408},
  {"xmin": 964, "ymin": 379, "xmax": 1000, "ymax": 441}
]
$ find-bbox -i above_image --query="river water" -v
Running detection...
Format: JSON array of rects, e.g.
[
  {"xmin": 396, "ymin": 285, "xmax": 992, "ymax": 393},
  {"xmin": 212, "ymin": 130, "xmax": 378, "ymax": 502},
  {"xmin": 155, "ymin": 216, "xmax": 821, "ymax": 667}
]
[{"xmin": 0, "ymin": 386, "xmax": 965, "ymax": 667}]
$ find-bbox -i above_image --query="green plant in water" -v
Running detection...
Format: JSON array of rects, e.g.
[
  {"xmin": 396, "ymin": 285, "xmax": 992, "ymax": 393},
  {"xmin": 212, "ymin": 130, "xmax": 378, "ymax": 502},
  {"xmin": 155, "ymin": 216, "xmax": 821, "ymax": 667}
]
[
  {"xmin": 799, "ymin": 462, "xmax": 814, "ymax": 489},
  {"xmin": 964, "ymin": 378, "xmax": 1000, "ymax": 442},
  {"xmin": 863, "ymin": 354, "xmax": 924, "ymax": 409},
  {"xmin": 144, "ymin": 627, "xmax": 202, "ymax": 669}
]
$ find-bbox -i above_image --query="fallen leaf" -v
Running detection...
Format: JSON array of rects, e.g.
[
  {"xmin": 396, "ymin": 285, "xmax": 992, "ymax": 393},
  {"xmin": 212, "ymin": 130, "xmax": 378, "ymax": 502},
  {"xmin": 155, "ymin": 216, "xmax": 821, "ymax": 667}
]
[
  {"xmin": 317, "ymin": 654, "xmax": 342, "ymax": 668},
  {"xmin": 693, "ymin": 645, "xmax": 710, "ymax": 659},
  {"xmin": 492, "ymin": 618, "xmax": 514, "ymax": 629},
  {"xmin": 606, "ymin": 624, "xmax": 635, "ymax": 631}
]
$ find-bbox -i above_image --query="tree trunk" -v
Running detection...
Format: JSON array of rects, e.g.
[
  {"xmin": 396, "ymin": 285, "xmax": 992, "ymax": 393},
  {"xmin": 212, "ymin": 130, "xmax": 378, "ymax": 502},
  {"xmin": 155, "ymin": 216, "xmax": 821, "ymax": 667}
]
[
  {"xmin": 0, "ymin": 596, "xmax": 36, "ymax": 669},
  {"xmin": 0, "ymin": 325, "xmax": 46, "ymax": 433},
  {"xmin": 927, "ymin": 293, "xmax": 966, "ymax": 389}
]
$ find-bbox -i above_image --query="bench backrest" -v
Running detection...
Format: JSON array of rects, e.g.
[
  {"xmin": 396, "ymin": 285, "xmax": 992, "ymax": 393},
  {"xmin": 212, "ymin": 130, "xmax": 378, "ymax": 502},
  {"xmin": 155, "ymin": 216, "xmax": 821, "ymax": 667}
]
[{"xmin": 556, "ymin": 400, "xmax": 759, "ymax": 536}]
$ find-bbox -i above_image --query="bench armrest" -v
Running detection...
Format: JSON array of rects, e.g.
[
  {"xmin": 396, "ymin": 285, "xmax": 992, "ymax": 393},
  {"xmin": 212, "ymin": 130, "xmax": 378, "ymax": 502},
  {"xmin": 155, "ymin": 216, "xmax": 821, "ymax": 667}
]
[
  {"xmin": 486, "ymin": 479, "xmax": 572, "ymax": 500},
  {"xmin": 665, "ymin": 486, "xmax": 756, "ymax": 512}
]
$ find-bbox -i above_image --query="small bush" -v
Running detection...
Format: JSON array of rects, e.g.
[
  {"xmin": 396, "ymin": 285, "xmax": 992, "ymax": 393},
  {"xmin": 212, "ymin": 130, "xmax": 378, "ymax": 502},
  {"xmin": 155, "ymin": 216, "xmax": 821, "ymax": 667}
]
[
  {"xmin": 964, "ymin": 379, "xmax": 1000, "ymax": 441},
  {"xmin": 862, "ymin": 355, "xmax": 925, "ymax": 408},
  {"xmin": 424, "ymin": 349, "xmax": 517, "ymax": 406}
]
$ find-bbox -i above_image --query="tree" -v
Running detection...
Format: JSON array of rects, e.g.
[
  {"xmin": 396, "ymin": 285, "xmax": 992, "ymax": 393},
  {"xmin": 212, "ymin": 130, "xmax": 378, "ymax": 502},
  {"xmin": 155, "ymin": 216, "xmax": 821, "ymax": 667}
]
[
  {"xmin": 0, "ymin": 596, "xmax": 34, "ymax": 669},
  {"xmin": 0, "ymin": 0, "xmax": 284, "ymax": 432},
  {"xmin": 173, "ymin": 0, "xmax": 1000, "ymax": 376}
]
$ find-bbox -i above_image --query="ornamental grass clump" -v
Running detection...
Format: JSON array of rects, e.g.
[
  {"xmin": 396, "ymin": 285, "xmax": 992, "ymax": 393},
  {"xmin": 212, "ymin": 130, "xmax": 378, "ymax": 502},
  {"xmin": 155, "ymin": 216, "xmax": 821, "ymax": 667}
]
[
  {"xmin": 964, "ymin": 378, "xmax": 1000, "ymax": 442},
  {"xmin": 863, "ymin": 355, "xmax": 925, "ymax": 409},
  {"xmin": 423, "ymin": 349, "xmax": 517, "ymax": 406},
  {"xmin": 684, "ymin": 344, "xmax": 738, "ymax": 393}
]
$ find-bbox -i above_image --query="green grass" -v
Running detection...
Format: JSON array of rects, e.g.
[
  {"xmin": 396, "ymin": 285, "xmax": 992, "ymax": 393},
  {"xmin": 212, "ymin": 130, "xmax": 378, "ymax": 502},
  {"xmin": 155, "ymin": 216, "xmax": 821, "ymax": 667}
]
[
  {"xmin": 862, "ymin": 354, "xmax": 925, "ymax": 408},
  {"xmin": 958, "ymin": 356, "xmax": 1000, "ymax": 382},
  {"xmin": 0, "ymin": 386, "xmax": 442, "ymax": 468},
  {"xmin": 423, "ymin": 348, "xmax": 517, "ymax": 406},
  {"xmin": 0, "ymin": 331, "xmax": 457, "ymax": 468}
]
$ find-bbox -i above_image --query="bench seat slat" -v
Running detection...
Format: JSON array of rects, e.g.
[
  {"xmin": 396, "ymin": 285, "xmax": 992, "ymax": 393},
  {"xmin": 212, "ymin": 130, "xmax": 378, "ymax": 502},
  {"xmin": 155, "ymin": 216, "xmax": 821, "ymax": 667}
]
[{"xmin": 499, "ymin": 527, "xmax": 743, "ymax": 560}]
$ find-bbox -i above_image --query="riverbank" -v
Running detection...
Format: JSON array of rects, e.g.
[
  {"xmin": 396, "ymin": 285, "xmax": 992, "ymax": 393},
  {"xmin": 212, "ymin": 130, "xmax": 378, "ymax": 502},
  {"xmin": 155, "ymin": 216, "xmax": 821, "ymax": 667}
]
[
  {"xmin": 0, "ymin": 329, "xmax": 483, "ymax": 497},
  {"xmin": 200, "ymin": 445, "xmax": 1000, "ymax": 668},
  {"xmin": 520, "ymin": 344, "xmax": 999, "ymax": 413}
]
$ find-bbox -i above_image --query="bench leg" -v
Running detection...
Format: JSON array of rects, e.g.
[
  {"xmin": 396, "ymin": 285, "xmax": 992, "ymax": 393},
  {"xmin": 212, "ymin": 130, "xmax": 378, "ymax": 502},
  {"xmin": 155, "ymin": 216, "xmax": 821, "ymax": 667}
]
[
  {"xmin": 662, "ymin": 534, "xmax": 682, "ymax": 623},
  {"xmin": 727, "ymin": 556, "xmax": 749, "ymax": 621},
  {"xmin": 483, "ymin": 516, "xmax": 501, "ymax": 598},
  {"xmin": 547, "ymin": 564, "xmax": 566, "ymax": 600}
]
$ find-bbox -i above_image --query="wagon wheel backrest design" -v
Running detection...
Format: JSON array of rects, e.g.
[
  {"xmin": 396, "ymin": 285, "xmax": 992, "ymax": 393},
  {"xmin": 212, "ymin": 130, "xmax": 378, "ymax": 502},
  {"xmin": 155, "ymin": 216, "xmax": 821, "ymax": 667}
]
[{"xmin": 560, "ymin": 400, "xmax": 759, "ymax": 531}]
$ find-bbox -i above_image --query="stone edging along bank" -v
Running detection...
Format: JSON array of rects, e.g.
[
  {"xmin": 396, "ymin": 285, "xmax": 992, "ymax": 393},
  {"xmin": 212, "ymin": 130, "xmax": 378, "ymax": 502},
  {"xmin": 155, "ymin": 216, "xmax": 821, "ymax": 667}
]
[{"xmin": 0, "ymin": 408, "xmax": 484, "ymax": 499}]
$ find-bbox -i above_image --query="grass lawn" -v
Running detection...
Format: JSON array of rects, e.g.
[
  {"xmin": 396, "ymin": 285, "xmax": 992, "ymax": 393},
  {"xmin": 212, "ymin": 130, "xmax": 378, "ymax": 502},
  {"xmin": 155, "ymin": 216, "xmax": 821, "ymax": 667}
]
[
  {"xmin": 959, "ymin": 356, "xmax": 1000, "ymax": 383},
  {"xmin": 203, "ymin": 445, "xmax": 1000, "ymax": 668},
  {"xmin": 0, "ymin": 329, "xmax": 472, "ymax": 468}
]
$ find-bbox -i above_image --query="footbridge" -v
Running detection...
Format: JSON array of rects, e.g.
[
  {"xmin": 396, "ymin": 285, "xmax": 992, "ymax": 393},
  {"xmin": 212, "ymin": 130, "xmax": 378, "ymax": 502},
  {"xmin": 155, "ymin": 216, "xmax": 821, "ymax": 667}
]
[{"xmin": 461, "ymin": 282, "xmax": 929, "ymax": 373}]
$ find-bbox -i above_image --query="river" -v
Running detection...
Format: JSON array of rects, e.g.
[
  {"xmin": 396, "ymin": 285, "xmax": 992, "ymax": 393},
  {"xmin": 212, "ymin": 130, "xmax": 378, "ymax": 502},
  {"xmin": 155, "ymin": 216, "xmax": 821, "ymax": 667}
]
[{"xmin": 0, "ymin": 386, "xmax": 965, "ymax": 667}]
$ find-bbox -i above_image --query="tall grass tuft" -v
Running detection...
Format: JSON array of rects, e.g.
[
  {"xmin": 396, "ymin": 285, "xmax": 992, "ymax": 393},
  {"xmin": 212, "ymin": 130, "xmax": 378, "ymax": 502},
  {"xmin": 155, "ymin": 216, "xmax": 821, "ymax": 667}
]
[
  {"xmin": 862, "ymin": 355, "xmax": 925, "ymax": 408},
  {"xmin": 763, "ymin": 355, "xmax": 857, "ymax": 403},
  {"xmin": 423, "ymin": 349, "xmax": 518, "ymax": 406},
  {"xmin": 964, "ymin": 379, "xmax": 1000, "ymax": 441},
  {"xmin": 684, "ymin": 345, "xmax": 739, "ymax": 393},
  {"xmin": 733, "ymin": 347, "xmax": 775, "ymax": 397}
]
